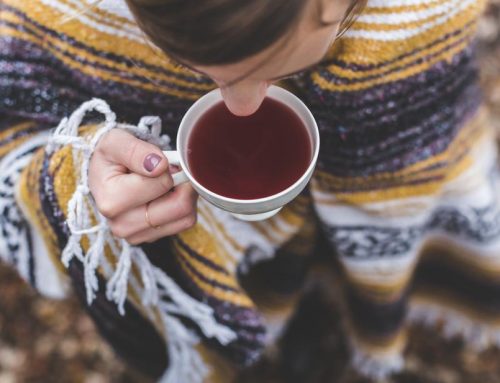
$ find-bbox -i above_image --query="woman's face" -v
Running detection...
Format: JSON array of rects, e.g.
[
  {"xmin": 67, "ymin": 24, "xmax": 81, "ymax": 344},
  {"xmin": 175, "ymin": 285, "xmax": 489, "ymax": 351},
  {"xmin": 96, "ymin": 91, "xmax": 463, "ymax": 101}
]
[{"xmin": 189, "ymin": 0, "xmax": 352, "ymax": 115}]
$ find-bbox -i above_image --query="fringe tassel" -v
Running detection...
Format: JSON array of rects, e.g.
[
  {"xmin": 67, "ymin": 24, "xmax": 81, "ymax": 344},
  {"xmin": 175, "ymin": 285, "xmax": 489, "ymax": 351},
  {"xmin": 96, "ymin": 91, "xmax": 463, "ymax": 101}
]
[
  {"xmin": 106, "ymin": 241, "xmax": 132, "ymax": 315},
  {"xmin": 159, "ymin": 314, "xmax": 210, "ymax": 383},
  {"xmin": 49, "ymin": 99, "xmax": 235, "ymax": 382}
]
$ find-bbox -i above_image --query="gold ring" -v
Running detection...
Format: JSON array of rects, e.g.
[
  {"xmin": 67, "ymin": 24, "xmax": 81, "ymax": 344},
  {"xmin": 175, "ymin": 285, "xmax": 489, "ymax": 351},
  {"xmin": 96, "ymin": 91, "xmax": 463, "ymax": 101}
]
[{"xmin": 145, "ymin": 202, "xmax": 160, "ymax": 230}]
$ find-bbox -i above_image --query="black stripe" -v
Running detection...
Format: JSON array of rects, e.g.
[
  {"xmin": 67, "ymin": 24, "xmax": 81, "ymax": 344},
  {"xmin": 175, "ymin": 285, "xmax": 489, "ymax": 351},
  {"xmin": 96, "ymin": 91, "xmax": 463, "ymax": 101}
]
[
  {"xmin": 414, "ymin": 256, "xmax": 500, "ymax": 315},
  {"xmin": 318, "ymin": 32, "xmax": 473, "ymax": 85},
  {"xmin": 0, "ymin": 18, "xmax": 209, "ymax": 96},
  {"xmin": 175, "ymin": 237, "xmax": 230, "ymax": 274},
  {"xmin": 26, "ymin": 224, "xmax": 36, "ymax": 286},
  {"xmin": 0, "ymin": 3, "xmax": 211, "ymax": 84},
  {"xmin": 68, "ymin": 260, "xmax": 168, "ymax": 379},
  {"xmin": 176, "ymin": 249, "xmax": 240, "ymax": 294},
  {"xmin": 143, "ymin": 237, "xmax": 266, "ymax": 366}
]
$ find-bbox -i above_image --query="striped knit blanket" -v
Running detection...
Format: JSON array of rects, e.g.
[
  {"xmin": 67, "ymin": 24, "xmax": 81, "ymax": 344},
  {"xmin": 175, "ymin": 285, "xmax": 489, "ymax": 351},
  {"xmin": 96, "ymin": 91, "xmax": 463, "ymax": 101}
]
[{"xmin": 0, "ymin": 0, "xmax": 495, "ymax": 381}]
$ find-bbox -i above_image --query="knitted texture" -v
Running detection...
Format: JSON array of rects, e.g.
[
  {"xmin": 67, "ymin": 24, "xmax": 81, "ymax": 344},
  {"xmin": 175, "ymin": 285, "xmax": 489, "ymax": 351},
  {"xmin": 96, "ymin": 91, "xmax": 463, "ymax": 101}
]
[{"xmin": 0, "ymin": 0, "xmax": 496, "ymax": 381}]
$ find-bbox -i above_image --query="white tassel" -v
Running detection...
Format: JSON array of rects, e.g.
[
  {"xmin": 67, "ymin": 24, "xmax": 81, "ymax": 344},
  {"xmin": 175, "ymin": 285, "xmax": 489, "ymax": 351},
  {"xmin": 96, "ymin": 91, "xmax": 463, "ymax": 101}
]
[
  {"xmin": 159, "ymin": 314, "xmax": 210, "ymax": 383},
  {"xmin": 83, "ymin": 228, "xmax": 106, "ymax": 304},
  {"xmin": 155, "ymin": 269, "xmax": 236, "ymax": 345},
  {"xmin": 134, "ymin": 248, "xmax": 159, "ymax": 306},
  {"xmin": 106, "ymin": 241, "xmax": 132, "ymax": 315},
  {"xmin": 49, "ymin": 99, "xmax": 236, "ymax": 383},
  {"xmin": 61, "ymin": 235, "xmax": 84, "ymax": 267}
]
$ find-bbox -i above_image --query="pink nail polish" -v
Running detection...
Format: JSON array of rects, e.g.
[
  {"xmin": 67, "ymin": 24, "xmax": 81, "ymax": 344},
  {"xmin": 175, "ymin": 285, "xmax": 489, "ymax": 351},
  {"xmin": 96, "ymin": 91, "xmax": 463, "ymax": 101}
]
[{"xmin": 144, "ymin": 153, "xmax": 161, "ymax": 172}]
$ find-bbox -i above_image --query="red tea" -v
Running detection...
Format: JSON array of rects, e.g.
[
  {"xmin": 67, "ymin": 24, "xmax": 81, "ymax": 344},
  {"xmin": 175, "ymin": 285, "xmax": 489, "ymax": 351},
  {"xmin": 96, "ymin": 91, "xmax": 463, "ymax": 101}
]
[{"xmin": 186, "ymin": 97, "xmax": 312, "ymax": 199}]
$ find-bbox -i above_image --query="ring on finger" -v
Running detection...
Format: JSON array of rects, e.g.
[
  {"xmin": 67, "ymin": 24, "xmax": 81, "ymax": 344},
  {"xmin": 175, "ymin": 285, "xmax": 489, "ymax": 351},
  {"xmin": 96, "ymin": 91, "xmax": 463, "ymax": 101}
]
[{"xmin": 145, "ymin": 201, "xmax": 161, "ymax": 230}]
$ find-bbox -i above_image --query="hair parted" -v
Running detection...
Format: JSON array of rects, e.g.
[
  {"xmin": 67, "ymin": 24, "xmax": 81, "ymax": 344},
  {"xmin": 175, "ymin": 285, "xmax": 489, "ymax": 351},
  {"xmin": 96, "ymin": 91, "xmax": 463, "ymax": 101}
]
[{"xmin": 126, "ymin": 0, "xmax": 366, "ymax": 66}]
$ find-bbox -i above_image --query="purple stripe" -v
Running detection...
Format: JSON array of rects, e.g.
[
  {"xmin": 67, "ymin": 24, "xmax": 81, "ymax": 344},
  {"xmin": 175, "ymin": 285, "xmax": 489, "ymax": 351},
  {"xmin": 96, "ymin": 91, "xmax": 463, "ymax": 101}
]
[
  {"xmin": 0, "ymin": 3, "xmax": 208, "ymax": 84},
  {"xmin": 319, "ymin": 35, "xmax": 473, "ymax": 86},
  {"xmin": 0, "ymin": 18, "xmax": 211, "ymax": 96}
]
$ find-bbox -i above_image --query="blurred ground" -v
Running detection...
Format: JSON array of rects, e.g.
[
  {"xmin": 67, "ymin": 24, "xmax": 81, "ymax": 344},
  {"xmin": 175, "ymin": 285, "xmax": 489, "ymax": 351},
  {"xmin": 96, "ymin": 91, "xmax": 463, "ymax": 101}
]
[{"xmin": 0, "ymin": 3, "xmax": 499, "ymax": 383}]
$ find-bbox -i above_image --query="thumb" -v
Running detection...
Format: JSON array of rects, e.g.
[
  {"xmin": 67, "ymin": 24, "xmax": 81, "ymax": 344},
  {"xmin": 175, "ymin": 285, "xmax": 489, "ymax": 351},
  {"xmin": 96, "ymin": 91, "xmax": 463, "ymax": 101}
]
[{"xmin": 98, "ymin": 129, "xmax": 169, "ymax": 177}]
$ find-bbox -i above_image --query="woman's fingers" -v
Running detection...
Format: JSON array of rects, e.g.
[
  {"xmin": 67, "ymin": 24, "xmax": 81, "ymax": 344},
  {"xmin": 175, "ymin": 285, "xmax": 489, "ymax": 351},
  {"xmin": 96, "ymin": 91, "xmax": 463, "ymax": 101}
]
[
  {"xmin": 108, "ymin": 183, "xmax": 198, "ymax": 240},
  {"xmin": 126, "ymin": 214, "xmax": 198, "ymax": 245},
  {"xmin": 89, "ymin": 129, "xmax": 175, "ymax": 218},
  {"xmin": 90, "ymin": 166, "xmax": 174, "ymax": 218},
  {"xmin": 89, "ymin": 128, "xmax": 198, "ymax": 240},
  {"xmin": 97, "ymin": 129, "xmax": 169, "ymax": 177}
]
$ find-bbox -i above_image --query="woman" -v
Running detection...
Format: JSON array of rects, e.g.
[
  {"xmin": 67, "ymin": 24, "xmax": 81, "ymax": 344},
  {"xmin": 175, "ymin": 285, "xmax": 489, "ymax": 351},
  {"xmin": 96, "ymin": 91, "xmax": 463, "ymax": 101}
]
[{"xmin": 0, "ymin": 0, "xmax": 494, "ymax": 381}]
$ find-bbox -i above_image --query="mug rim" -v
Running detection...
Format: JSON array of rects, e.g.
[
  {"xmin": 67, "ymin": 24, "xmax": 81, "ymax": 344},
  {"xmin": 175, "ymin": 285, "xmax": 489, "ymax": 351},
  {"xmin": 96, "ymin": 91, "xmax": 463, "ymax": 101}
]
[{"xmin": 176, "ymin": 85, "xmax": 320, "ymax": 204}]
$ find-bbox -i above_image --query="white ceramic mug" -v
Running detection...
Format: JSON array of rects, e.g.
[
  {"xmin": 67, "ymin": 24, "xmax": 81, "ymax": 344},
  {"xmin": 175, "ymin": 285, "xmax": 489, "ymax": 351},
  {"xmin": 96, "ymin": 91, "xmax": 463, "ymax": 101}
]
[{"xmin": 163, "ymin": 85, "xmax": 319, "ymax": 221}]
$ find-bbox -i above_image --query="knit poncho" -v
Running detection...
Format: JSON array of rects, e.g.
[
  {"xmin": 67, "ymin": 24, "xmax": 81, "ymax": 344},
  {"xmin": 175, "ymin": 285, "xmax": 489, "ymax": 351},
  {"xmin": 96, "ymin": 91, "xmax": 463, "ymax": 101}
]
[{"xmin": 0, "ymin": 0, "xmax": 494, "ymax": 381}]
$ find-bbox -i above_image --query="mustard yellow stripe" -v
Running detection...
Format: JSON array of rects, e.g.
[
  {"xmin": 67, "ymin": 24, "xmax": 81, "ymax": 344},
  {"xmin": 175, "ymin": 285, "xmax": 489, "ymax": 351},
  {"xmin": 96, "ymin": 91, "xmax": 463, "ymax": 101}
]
[
  {"xmin": 326, "ymin": 2, "xmax": 482, "ymax": 66},
  {"xmin": 253, "ymin": 217, "xmax": 290, "ymax": 240},
  {"xmin": 178, "ymin": 224, "xmax": 234, "ymax": 271},
  {"xmin": 197, "ymin": 204, "xmax": 245, "ymax": 255},
  {"xmin": 316, "ymin": 37, "xmax": 471, "ymax": 92},
  {"xmin": 320, "ymin": 151, "xmax": 474, "ymax": 205},
  {"xmin": 7, "ymin": 0, "xmax": 199, "ymax": 77},
  {"xmin": 249, "ymin": 220, "xmax": 280, "ymax": 245},
  {"xmin": 175, "ymin": 242, "xmax": 241, "ymax": 290},
  {"xmin": 325, "ymin": 20, "xmax": 473, "ymax": 80},
  {"xmin": 174, "ymin": 247, "xmax": 253, "ymax": 308},
  {"xmin": 279, "ymin": 202, "xmax": 307, "ymax": 228},
  {"xmin": 251, "ymin": 195, "xmax": 313, "ymax": 240},
  {"xmin": 0, "ymin": 121, "xmax": 36, "ymax": 140},
  {"xmin": 18, "ymin": 148, "xmax": 66, "ymax": 274},
  {"xmin": 0, "ymin": 25, "xmax": 204, "ymax": 100},
  {"xmin": 0, "ymin": 12, "xmax": 213, "ymax": 97}
]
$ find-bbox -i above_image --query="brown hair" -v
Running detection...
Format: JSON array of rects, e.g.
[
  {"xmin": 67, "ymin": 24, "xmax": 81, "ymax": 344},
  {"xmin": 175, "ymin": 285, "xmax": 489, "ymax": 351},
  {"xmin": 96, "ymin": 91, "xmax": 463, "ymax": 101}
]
[{"xmin": 126, "ymin": 0, "xmax": 365, "ymax": 66}]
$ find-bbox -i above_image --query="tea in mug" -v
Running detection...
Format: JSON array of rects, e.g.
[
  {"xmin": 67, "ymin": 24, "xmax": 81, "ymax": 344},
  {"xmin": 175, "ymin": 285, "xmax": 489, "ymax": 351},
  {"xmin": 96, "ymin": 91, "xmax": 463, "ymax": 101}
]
[{"xmin": 187, "ymin": 98, "xmax": 312, "ymax": 199}]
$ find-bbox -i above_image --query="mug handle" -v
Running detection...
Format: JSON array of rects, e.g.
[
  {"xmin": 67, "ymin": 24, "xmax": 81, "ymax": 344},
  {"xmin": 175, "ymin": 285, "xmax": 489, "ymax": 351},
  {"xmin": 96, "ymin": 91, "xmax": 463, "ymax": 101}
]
[{"xmin": 163, "ymin": 151, "xmax": 190, "ymax": 186}]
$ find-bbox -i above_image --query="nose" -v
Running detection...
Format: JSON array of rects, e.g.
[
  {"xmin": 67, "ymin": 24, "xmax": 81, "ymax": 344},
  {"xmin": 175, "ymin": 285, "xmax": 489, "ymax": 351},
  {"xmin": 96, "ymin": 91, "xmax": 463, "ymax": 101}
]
[{"xmin": 219, "ymin": 81, "xmax": 269, "ymax": 116}]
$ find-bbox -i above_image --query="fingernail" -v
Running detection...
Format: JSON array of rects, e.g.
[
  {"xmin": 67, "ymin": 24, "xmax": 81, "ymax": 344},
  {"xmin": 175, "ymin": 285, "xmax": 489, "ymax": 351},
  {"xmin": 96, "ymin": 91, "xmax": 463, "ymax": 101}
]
[{"xmin": 144, "ymin": 153, "xmax": 162, "ymax": 172}]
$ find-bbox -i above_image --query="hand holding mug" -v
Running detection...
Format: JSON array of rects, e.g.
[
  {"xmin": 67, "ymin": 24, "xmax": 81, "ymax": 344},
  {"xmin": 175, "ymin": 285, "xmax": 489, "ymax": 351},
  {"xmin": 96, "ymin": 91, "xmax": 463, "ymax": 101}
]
[{"xmin": 88, "ymin": 129, "xmax": 198, "ymax": 245}]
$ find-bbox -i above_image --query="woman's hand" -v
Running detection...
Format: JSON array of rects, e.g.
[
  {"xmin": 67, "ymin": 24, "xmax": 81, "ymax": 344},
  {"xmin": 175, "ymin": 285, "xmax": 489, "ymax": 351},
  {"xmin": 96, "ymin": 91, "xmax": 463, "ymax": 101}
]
[{"xmin": 89, "ymin": 129, "xmax": 198, "ymax": 245}]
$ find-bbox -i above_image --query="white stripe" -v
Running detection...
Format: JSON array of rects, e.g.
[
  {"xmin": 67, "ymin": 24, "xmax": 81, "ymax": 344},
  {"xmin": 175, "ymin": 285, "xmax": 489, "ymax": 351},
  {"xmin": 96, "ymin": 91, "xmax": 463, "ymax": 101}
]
[
  {"xmin": 95, "ymin": 0, "xmax": 136, "ymax": 23},
  {"xmin": 272, "ymin": 213, "xmax": 303, "ymax": 236},
  {"xmin": 367, "ymin": 0, "xmax": 444, "ymax": 8},
  {"xmin": 340, "ymin": 249, "xmax": 418, "ymax": 284},
  {"xmin": 359, "ymin": 0, "xmax": 460, "ymax": 24},
  {"xmin": 63, "ymin": 0, "xmax": 138, "ymax": 29},
  {"xmin": 196, "ymin": 203, "xmax": 243, "ymax": 272},
  {"xmin": 345, "ymin": 0, "xmax": 476, "ymax": 40},
  {"xmin": 39, "ymin": 0, "xmax": 145, "ymax": 43},
  {"xmin": 312, "ymin": 186, "xmax": 436, "ymax": 227},
  {"xmin": 3, "ymin": 133, "xmax": 69, "ymax": 298},
  {"xmin": 203, "ymin": 201, "xmax": 277, "ymax": 257}
]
